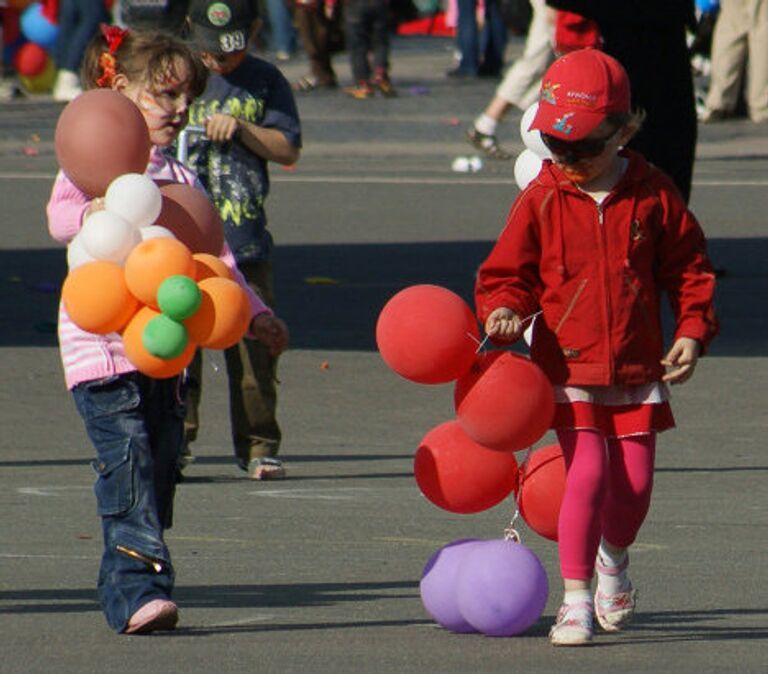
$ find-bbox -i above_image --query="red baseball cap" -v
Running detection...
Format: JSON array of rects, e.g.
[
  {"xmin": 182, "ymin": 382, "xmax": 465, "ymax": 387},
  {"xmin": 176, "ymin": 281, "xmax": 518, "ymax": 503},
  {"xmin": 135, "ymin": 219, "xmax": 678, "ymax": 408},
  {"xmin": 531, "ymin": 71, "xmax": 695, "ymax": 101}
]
[{"xmin": 529, "ymin": 48, "xmax": 630, "ymax": 141}]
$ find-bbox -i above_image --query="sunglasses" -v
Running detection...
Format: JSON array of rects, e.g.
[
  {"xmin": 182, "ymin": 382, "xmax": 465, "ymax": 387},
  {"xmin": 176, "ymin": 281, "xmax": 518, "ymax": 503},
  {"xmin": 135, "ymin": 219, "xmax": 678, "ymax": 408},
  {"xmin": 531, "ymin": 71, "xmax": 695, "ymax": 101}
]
[{"xmin": 541, "ymin": 127, "xmax": 621, "ymax": 162}]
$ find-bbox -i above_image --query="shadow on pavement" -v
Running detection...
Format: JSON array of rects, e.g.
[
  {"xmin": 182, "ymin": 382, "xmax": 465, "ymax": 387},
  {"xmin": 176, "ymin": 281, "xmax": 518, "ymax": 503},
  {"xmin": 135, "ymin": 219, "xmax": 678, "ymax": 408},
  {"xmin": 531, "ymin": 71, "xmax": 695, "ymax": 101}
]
[{"xmin": 2, "ymin": 237, "xmax": 765, "ymax": 355}]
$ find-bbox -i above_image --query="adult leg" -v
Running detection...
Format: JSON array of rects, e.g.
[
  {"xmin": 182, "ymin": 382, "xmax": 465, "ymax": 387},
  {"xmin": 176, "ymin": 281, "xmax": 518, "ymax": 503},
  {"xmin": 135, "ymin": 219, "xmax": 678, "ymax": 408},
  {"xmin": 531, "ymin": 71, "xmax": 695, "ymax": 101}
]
[
  {"xmin": 478, "ymin": 0, "xmax": 507, "ymax": 76},
  {"xmin": 265, "ymin": 0, "xmax": 297, "ymax": 55},
  {"xmin": 370, "ymin": 0, "xmax": 391, "ymax": 77},
  {"xmin": 294, "ymin": 5, "xmax": 337, "ymax": 86},
  {"xmin": 746, "ymin": 0, "xmax": 768, "ymax": 122},
  {"xmin": 345, "ymin": 0, "xmax": 372, "ymax": 82},
  {"xmin": 454, "ymin": 0, "xmax": 479, "ymax": 75},
  {"xmin": 705, "ymin": 0, "xmax": 750, "ymax": 116},
  {"xmin": 183, "ymin": 348, "xmax": 203, "ymax": 448}
]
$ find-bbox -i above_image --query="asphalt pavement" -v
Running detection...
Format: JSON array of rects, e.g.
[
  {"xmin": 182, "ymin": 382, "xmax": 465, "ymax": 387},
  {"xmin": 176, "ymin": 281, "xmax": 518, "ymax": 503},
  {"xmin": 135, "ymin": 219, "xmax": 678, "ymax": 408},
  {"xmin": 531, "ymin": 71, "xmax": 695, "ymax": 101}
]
[{"xmin": 0, "ymin": 35, "xmax": 766, "ymax": 674}]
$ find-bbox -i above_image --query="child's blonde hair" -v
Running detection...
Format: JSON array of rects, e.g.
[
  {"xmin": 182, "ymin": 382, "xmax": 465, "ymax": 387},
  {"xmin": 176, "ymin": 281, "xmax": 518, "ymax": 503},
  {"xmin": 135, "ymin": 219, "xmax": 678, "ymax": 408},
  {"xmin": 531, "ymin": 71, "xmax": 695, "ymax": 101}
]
[{"xmin": 81, "ymin": 25, "xmax": 207, "ymax": 98}]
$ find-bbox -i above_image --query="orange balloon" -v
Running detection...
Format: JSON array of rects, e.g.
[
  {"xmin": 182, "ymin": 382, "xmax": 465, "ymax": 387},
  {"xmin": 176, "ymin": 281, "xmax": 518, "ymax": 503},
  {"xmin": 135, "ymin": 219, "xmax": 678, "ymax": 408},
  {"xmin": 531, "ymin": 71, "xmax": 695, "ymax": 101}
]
[
  {"xmin": 193, "ymin": 252, "xmax": 233, "ymax": 281},
  {"xmin": 155, "ymin": 183, "xmax": 225, "ymax": 255},
  {"xmin": 124, "ymin": 238, "xmax": 195, "ymax": 308},
  {"xmin": 123, "ymin": 306, "xmax": 197, "ymax": 379},
  {"xmin": 184, "ymin": 277, "xmax": 251, "ymax": 349},
  {"xmin": 54, "ymin": 89, "xmax": 151, "ymax": 197},
  {"xmin": 62, "ymin": 261, "xmax": 140, "ymax": 334}
]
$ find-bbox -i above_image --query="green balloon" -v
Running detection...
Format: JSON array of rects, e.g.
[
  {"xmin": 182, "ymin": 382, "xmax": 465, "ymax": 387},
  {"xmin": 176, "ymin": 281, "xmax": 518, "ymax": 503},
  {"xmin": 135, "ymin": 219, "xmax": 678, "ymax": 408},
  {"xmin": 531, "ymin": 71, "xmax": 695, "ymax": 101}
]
[
  {"xmin": 142, "ymin": 315, "xmax": 189, "ymax": 360},
  {"xmin": 157, "ymin": 275, "xmax": 202, "ymax": 321}
]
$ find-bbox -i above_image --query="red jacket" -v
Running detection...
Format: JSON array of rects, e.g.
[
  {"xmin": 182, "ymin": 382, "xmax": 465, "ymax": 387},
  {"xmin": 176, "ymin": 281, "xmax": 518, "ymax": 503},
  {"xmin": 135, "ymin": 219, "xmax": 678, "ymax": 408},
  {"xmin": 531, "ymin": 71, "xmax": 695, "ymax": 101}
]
[{"xmin": 475, "ymin": 150, "xmax": 719, "ymax": 386}]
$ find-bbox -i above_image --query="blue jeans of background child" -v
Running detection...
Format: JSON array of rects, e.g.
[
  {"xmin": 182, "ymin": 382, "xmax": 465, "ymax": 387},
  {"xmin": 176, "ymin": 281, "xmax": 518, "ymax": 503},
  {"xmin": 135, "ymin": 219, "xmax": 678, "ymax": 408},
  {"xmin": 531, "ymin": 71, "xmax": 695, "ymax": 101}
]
[
  {"xmin": 455, "ymin": 0, "xmax": 508, "ymax": 76},
  {"xmin": 73, "ymin": 372, "xmax": 184, "ymax": 632},
  {"xmin": 54, "ymin": 0, "xmax": 110, "ymax": 72}
]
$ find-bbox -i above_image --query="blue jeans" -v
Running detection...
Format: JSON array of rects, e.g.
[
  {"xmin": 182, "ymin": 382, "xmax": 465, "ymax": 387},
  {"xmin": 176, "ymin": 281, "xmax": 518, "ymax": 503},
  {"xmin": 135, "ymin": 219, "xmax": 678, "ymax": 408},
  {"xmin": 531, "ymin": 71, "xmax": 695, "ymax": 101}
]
[
  {"xmin": 54, "ymin": 0, "xmax": 110, "ymax": 72},
  {"xmin": 73, "ymin": 373, "xmax": 184, "ymax": 632},
  {"xmin": 455, "ymin": 0, "xmax": 508, "ymax": 75},
  {"xmin": 265, "ymin": 0, "xmax": 297, "ymax": 54}
]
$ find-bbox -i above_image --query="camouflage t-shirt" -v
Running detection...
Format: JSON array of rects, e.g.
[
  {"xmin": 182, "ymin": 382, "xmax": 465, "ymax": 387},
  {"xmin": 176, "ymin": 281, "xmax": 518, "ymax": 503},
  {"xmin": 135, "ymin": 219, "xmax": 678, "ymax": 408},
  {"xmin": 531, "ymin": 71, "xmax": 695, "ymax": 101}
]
[{"xmin": 186, "ymin": 56, "xmax": 301, "ymax": 263}]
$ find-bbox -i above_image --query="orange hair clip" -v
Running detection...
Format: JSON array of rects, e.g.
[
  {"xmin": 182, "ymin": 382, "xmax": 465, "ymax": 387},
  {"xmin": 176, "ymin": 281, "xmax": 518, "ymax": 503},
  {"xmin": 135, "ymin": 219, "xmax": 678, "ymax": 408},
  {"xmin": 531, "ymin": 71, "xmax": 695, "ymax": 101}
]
[{"xmin": 95, "ymin": 24, "xmax": 129, "ymax": 88}]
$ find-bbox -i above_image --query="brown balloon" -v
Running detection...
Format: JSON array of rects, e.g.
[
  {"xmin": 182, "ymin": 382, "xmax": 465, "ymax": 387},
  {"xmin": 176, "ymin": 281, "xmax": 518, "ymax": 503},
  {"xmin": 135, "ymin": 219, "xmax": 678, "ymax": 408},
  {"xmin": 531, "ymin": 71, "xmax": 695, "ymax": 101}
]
[
  {"xmin": 54, "ymin": 89, "xmax": 151, "ymax": 197},
  {"xmin": 154, "ymin": 183, "xmax": 225, "ymax": 256}
]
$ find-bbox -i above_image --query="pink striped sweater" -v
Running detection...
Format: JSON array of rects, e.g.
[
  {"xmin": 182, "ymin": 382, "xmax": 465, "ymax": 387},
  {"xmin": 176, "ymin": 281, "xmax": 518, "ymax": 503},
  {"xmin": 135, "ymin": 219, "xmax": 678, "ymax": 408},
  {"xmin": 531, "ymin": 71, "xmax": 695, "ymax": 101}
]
[{"xmin": 47, "ymin": 147, "xmax": 271, "ymax": 390}]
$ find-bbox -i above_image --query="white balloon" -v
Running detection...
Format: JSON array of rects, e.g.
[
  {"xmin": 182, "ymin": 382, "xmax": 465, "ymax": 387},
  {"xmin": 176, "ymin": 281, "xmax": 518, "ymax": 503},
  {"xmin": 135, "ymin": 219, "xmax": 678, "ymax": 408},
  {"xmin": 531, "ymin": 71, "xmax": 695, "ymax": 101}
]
[
  {"xmin": 139, "ymin": 225, "xmax": 176, "ymax": 240},
  {"xmin": 514, "ymin": 149, "xmax": 544, "ymax": 191},
  {"xmin": 80, "ymin": 210, "xmax": 141, "ymax": 264},
  {"xmin": 520, "ymin": 103, "xmax": 551, "ymax": 159},
  {"xmin": 104, "ymin": 173, "xmax": 162, "ymax": 230},
  {"xmin": 66, "ymin": 234, "xmax": 96, "ymax": 270}
]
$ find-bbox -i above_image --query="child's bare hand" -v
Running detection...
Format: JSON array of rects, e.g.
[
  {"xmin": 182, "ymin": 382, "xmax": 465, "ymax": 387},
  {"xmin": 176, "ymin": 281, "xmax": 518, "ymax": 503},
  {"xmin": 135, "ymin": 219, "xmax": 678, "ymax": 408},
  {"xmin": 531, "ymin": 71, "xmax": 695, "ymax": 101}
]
[
  {"xmin": 205, "ymin": 114, "xmax": 239, "ymax": 143},
  {"xmin": 85, "ymin": 197, "xmax": 106, "ymax": 218},
  {"xmin": 250, "ymin": 313, "xmax": 289, "ymax": 356},
  {"xmin": 485, "ymin": 307, "xmax": 523, "ymax": 342},
  {"xmin": 661, "ymin": 337, "xmax": 700, "ymax": 384}
]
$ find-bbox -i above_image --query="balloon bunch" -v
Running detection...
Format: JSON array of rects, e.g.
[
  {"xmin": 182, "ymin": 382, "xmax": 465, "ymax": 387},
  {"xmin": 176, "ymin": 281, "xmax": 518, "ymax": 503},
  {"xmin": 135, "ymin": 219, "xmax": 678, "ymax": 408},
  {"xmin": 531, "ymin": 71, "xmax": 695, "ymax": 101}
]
[
  {"xmin": 61, "ymin": 172, "xmax": 250, "ymax": 379},
  {"xmin": 376, "ymin": 284, "xmax": 555, "ymax": 514},
  {"xmin": 514, "ymin": 102, "xmax": 552, "ymax": 191},
  {"xmin": 420, "ymin": 539, "xmax": 549, "ymax": 636},
  {"xmin": 10, "ymin": 1, "xmax": 58, "ymax": 93},
  {"xmin": 376, "ymin": 284, "xmax": 559, "ymax": 635}
]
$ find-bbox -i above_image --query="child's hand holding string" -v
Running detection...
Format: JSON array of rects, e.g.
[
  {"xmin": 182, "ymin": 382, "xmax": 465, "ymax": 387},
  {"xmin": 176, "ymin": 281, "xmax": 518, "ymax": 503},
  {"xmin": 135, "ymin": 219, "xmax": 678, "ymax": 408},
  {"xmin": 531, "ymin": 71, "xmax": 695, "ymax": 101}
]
[
  {"xmin": 485, "ymin": 307, "xmax": 524, "ymax": 343},
  {"xmin": 661, "ymin": 337, "xmax": 701, "ymax": 384},
  {"xmin": 250, "ymin": 313, "xmax": 289, "ymax": 356}
]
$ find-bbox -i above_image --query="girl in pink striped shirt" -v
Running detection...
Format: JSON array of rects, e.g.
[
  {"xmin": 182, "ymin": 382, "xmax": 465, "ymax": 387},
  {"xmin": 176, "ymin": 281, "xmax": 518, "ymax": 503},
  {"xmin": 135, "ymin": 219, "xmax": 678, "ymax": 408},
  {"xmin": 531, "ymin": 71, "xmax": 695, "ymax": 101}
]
[{"xmin": 46, "ymin": 28, "xmax": 288, "ymax": 635}]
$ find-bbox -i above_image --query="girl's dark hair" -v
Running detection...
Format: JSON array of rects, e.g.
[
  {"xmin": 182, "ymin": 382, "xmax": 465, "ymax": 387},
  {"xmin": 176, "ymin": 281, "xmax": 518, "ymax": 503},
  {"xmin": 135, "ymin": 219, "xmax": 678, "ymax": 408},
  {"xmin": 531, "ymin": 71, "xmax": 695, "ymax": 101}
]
[{"xmin": 81, "ymin": 27, "xmax": 207, "ymax": 98}]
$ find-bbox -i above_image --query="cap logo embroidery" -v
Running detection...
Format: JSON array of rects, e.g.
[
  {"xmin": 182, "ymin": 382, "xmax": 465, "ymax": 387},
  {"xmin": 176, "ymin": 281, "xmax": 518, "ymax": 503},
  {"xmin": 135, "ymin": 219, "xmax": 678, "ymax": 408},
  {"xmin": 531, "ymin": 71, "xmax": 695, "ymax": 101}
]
[
  {"xmin": 552, "ymin": 112, "xmax": 574, "ymax": 135},
  {"xmin": 540, "ymin": 81, "xmax": 559, "ymax": 105},
  {"xmin": 207, "ymin": 2, "xmax": 232, "ymax": 26},
  {"xmin": 565, "ymin": 90, "xmax": 599, "ymax": 109}
]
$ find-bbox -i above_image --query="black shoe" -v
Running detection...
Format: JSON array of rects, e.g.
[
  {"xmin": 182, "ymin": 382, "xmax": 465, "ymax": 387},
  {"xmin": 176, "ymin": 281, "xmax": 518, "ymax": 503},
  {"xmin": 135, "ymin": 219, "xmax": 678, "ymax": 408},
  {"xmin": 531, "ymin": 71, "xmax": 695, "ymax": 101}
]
[{"xmin": 466, "ymin": 126, "xmax": 512, "ymax": 160}]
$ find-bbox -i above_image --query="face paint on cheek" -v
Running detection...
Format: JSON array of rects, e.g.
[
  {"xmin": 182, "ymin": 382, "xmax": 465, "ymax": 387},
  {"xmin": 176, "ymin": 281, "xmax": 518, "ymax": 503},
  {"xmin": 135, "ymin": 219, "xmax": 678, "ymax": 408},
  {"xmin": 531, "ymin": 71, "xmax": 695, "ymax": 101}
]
[{"xmin": 137, "ymin": 91, "xmax": 170, "ymax": 131}]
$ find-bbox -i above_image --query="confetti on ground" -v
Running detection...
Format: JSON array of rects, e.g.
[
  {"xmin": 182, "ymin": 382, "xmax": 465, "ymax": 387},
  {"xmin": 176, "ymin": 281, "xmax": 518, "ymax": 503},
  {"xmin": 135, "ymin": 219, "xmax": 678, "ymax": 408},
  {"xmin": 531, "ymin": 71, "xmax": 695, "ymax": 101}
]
[
  {"xmin": 30, "ymin": 133, "xmax": 41, "ymax": 143},
  {"xmin": 304, "ymin": 276, "xmax": 341, "ymax": 285},
  {"xmin": 281, "ymin": 164, "xmax": 297, "ymax": 171},
  {"xmin": 447, "ymin": 117, "xmax": 460, "ymax": 126},
  {"xmin": 320, "ymin": 361, "xmax": 330, "ymax": 370},
  {"xmin": 408, "ymin": 85, "xmax": 429, "ymax": 96},
  {"xmin": 22, "ymin": 147, "xmax": 39, "ymax": 156}
]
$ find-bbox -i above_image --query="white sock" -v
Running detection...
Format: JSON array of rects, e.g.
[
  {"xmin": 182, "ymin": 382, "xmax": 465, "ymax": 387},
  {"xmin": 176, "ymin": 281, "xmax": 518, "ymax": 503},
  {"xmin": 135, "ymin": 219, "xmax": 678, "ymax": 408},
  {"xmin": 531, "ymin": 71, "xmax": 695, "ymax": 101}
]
[
  {"xmin": 474, "ymin": 113, "xmax": 498, "ymax": 136},
  {"xmin": 597, "ymin": 543, "xmax": 630, "ymax": 594},
  {"xmin": 563, "ymin": 589, "xmax": 592, "ymax": 607}
]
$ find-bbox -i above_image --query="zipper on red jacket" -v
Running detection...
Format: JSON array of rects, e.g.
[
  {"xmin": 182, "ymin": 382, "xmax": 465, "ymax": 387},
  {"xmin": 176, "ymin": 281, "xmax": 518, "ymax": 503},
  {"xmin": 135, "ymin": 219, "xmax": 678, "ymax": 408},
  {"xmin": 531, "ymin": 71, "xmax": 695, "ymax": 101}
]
[{"xmin": 595, "ymin": 202, "xmax": 615, "ymax": 381}]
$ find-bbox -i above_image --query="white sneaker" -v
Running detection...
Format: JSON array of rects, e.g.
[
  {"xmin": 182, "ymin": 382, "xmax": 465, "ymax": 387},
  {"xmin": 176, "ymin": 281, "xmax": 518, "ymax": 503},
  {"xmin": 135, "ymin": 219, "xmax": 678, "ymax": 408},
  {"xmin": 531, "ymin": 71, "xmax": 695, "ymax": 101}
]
[{"xmin": 53, "ymin": 69, "xmax": 83, "ymax": 102}]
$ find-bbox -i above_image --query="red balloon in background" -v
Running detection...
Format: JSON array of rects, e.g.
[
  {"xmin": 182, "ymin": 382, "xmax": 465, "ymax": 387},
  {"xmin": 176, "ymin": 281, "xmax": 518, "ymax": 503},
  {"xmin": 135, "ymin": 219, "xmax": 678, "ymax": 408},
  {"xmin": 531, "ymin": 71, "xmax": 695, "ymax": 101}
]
[
  {"xmin": 518, "ymin": 444, "xmax": 566, "ymax": 541},
  {"xmin": 13, "ymin": 41, "xmax": 47, "ymax": 76},
  {"xmin": 154, "ymin": 183, "xmax": 225, "ymax": 256},
  {"xmin": 54, "ymin": 89, "xmax": 151, "ymax": 197},
  {"xmin": 414, "ymin": 421, "xmax": 519, "ymax": 514},
  {"xmin": 376, "ymin": 285, "xmax": 480, "ymax": 384},
  {"xmin": 454, "ymin": 351, "xmax": 554, "ymax": 452}
]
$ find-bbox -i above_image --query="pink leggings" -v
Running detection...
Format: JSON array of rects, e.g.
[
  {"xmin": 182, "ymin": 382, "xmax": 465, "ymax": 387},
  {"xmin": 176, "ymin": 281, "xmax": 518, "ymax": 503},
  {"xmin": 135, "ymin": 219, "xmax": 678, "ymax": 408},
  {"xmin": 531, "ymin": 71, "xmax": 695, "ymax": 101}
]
[{"xmin": 556, "ymin": 429, "xmax": 656, "ymax": 580}]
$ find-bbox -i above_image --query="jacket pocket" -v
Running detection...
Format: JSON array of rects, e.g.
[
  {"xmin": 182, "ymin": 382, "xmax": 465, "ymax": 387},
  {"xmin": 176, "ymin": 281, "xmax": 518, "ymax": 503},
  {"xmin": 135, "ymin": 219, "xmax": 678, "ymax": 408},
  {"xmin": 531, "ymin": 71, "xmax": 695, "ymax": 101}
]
[{"xmin": 92, "ymin": 438, "xmax": 135, "ymax": 517}]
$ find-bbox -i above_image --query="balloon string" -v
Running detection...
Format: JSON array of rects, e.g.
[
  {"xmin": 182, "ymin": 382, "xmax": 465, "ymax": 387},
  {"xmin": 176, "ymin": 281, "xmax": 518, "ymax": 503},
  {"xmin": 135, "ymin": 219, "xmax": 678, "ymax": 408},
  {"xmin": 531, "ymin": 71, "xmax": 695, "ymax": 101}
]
[{"xmin": 504, "ymin": 445, "xmax": 534, "ymax": 543}]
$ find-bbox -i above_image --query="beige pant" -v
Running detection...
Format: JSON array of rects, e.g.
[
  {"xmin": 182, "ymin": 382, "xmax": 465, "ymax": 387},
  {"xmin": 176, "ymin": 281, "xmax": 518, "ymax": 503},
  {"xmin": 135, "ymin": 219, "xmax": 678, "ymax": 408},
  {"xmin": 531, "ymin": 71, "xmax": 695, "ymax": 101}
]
[
  {"xmin": 705, "ymin": 0, "xmax": 768, "ymax": 122},
  {"xmin": 495, "ymin": 0, "xmax": 555, "ymax": 109}
]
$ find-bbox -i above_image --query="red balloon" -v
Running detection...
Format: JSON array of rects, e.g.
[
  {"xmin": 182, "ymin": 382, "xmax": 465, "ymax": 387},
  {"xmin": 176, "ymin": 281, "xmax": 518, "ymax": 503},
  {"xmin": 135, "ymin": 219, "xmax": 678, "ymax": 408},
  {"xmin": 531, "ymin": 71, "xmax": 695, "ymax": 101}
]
[
  {"xmin": 13, "ymin": 41, "xmax": 47, "ymax": 76},
  {"xmin": 154, "ymin": 183, "xmax": 225, "ymax": 255},
  {"xmin": 455, "ymin": 351, "xmax": 554, "ymax": 452},
  {"xmin": 518, "ymin": 444, "xmax": 566, "ymax": 541},
  {"xmin": 414, "ymin": 421, "xmax": 519, "ymax": 514},
  {"xmin": 54, "ymin": 89, "xmax": 151, "ymax": 197},
  {"xmin": 376, "ymin": 285, "xmax": 480, "ymax": 384}
]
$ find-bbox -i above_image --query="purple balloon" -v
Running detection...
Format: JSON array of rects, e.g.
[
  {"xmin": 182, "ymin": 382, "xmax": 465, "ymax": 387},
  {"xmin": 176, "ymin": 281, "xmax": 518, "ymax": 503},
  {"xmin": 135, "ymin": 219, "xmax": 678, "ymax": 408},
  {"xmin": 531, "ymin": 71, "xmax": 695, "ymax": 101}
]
[
  {"xmin": 419, "ymin": 539, "xmax": 484, "ymax": 633},
  {"xmin": 455, "ymin": 539, "xmax": 548, "ymax": 636}
]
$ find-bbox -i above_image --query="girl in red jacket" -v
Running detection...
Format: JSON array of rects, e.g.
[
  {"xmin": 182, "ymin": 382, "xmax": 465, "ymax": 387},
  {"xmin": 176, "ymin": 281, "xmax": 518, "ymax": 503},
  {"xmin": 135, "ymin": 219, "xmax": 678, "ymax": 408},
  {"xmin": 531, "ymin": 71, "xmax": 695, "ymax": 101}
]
[{"xmin": 475, "ymin": 49, "xmax": 718, "ymax": 647}]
